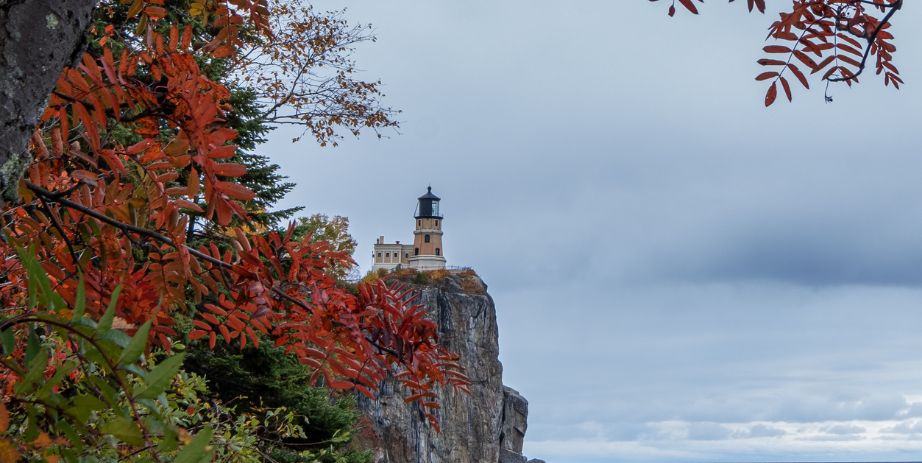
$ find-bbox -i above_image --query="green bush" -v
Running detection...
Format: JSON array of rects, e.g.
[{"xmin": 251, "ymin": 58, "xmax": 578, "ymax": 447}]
[{"xmin": 184, "ymin": 341, "xmax": 371, "ymax": 463}]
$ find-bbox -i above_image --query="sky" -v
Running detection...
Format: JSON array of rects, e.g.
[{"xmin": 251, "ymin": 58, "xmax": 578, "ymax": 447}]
[{"xmin": 262, "ymin": 2, "xmax": 922, "ymax": 462}]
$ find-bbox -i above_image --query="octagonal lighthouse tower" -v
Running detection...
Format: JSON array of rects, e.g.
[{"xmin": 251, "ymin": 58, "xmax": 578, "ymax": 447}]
[{"xmin": 407, "ymin": 186, "xmax": 446, "ymax": 270}]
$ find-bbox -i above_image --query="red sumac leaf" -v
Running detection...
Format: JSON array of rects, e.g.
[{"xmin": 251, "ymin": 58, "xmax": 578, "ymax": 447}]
[
  {"xmin": 774, "ymin": 31, "xmax": 798, "ymax": 41},
  {"xmin": 793, "ymin": 50, "xmax": 818, "ymax": 70},
  {"xmin": 225, "ymin": 316, "xmax": 246, "ymax": 332},
  {"xmin": 328, "ymin": 379, "xmax": 355, "ymax": 390},
  {"xmin": 764, "ymin": 81, "xmax": 778, "ymax": 107},
  {"xmin": 678, "ymin": 0, "xmax": 698, "ymax": 15},
  {"xmin": 812, "ymin": 55, "xmax": 836, "ymax": 74},
  {"xmin": 787, "ymin": 63, "xmax": 809, "ymax": 88},
  {"xmin": 215, "ymin": 181, "xmax": 256, "ymax": 201},
  {"xmin": 173, "ymin": 199, "xmax": 204, "ymax": 212},
  {"xmin": 212, "ymin": 163, "xmax": 247, "ymax": 177},
  {"xmin": 144, "ymin": 6, "xmax": 167, "ymax": 19},
  {"xmin": 779, "ymin": 76, "xmax": 792, "ymax": 102},
  {"xmin": 73, "ymin": 103, "xmax": 100, "ymax": 151},
  {"xmin": 207, "ymin": 145, "xmax": 237, "ymax": 159},
  {"xmin": 763, "ymin": 45, "xmax": 791, "ymax": 54},
  {"xmin": 205, "ymin": 303, "xmax": 228, "ymax": 317}
]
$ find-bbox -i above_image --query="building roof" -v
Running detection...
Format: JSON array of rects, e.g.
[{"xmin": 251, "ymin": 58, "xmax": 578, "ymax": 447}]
[{"xmin": 418, "ymin": 186, "xmax": 440, "ymax": 201}]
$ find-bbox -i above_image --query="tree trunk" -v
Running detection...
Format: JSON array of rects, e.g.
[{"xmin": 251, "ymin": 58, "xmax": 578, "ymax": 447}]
[{"xmin": 0, "ymin": 0, "xmax": 97, "ymax": 205}]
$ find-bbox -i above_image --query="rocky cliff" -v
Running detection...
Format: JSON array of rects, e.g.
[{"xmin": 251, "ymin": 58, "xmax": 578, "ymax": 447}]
[{"xmin": 355, "ymin": 270, "xmax": 542, "ymax": 463}]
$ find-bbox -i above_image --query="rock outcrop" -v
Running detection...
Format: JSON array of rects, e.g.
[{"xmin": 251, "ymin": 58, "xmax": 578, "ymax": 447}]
[
  {"xmin": 356, "ymin": 270, "xmax": 540, "ymax": 463},
  {"xmin": 499, "ymin": 386, "xmax": 529, "ymax": 463}
]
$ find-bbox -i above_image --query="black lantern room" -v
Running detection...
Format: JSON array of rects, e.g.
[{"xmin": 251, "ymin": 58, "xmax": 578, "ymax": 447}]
[{"xmin": 415, "ymin": 186, "xmax": 442, "ymax": 219}]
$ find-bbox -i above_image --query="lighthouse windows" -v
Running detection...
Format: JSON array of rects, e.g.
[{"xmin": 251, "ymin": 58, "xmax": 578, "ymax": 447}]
[
  {"xmin": 436, "ymin": 248, "xmax": 441, "ymax": 256},
  {"xmin": 424, "ymin": 234, "xmax": 431, "ymax": 243},
  {"xmin": 414, "ymin": 248, "xmax": 419, "ymax": 256}
]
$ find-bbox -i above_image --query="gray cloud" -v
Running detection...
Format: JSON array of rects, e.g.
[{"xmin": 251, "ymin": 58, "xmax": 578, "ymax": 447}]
[
  {"xmin": 267, "ymin": 1, "xmax": 922, "ymax": 461},
  {"xmin": 686, "ymin": 423, "xmax": 734, "ymax": 441},
  {"xmin": 823, "ymin": 424, "xmax": 866, "ymax": 435},
  {"xmin": 743, "ymin": 424, "xmax": 786, "ymax": 438},
  {"xmin": 884, "ymin": 420, "xmax": 922, "ymax": 435}
]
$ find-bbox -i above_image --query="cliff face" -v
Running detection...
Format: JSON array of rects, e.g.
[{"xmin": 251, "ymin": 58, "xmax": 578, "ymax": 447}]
[{"xmin": 356, "ymin": 271, "xmax": 539, "ymax": 463}]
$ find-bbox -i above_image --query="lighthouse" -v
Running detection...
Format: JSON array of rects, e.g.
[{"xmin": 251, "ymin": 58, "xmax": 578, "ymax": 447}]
[
  {"xmin": 371, "ymin": 187, "xmax": 447, "ymax": 272},
  {"xmin": 408, "ymin": 186, "xmax": 446, "ymax": 270}
]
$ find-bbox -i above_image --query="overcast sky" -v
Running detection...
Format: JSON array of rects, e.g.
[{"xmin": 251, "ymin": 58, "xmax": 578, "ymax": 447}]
[{"xmin": 263, "ymin": 2, "xmax": 922, "ymax": 462}]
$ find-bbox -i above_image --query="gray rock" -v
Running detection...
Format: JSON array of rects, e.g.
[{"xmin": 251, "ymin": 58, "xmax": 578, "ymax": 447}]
[
  {"xmin": 500, "ymin": 386, "xmax": 529, "ymax": 455},
  {"xmin": 355, "ymin": 271, "xmax": 543, "ymax": 463},
  {"xmin": 499, "ymin": 449, "xmax": 527, "ymax": 463}
]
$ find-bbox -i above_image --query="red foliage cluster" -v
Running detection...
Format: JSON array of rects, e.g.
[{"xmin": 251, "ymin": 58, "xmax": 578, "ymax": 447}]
[
  {"xmin": 653, "ymin": 0, "xmax": 902, "ymax": 105},
  {"xmin": 0, "ymin": 0, "xmax": 467, "ymax": 427}
]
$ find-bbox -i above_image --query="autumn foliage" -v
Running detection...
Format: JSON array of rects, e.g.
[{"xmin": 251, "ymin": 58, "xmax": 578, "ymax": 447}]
[
  {"xmin": 0, "ymin": 0, "xmax": 466, "ymax": 444},
  {"xmin": 654, "ymin": 0, "xmax": 903, "ymax": 105}
]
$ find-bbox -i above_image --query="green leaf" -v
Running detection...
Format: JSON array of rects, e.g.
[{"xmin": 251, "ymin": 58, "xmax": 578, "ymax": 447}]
[
  {"xmin": 158, "ymin": 425, "xmax": 179, "ymax": 453},
  {"xmin": 101, "ymin": 329, "xmax": 132, "ymax": 348},
  {"xmin": 123, "ymin": 363, "xmax": 147, "ymax": 378},
  {"xmin": 100, "ymin": 416, "xmax": 145, "ymax": 446},
  {"xmin": 18, "ymin": 245, "xmax": 46, "ymax": 308},
  {"xmin": 86, "ymin": 336, "xmax": 125, "ymax": 368},
  {"xmin": 87, "ymin": 374, "xmax": 119, "ymax": 406},
  {"xmin": 0, "ymin": 328, "xmax": 14, "ymax": 355},
  {"xmin": 59, "ymin": 448, "xmax": 79, "ymax": 462},
  {"xmin": 16, "ymin": 244, "xmax": 64, "ymax": 310},
  {"xmin": 173, "ymin": 426, "xmax": 213, "ymax": 463},
  {"xmin": 331, "ymin": 430, "xmax": 350, "ymax": 444},
  {"xmin": 23, "ymin": 406, "xmax": 39, "ymax": 441},
  {"xmin": 49, "ymin": 287, "xmax": 67, "ymax": 312},
  {"xmin": 24, "ymin": 328, "xmax": 40, "ymax": 364},
  {"xmin": 134, "ymin": 353, "xmax": 184, "ymax": 400},
  {"xmin": 96, "ymin": 284, "xmax": 123, "ymax": 334},
  {"xmin": 67, "ymin": 394, "xmax": 108, "ymax": 422},
  {"xmin": 118, "ymin": 320, "xmax": 151, "ymax": 367},
  {"xmin": 73, "ymin": 274, "xmax": 87, "ymax": 321},
  {"xmin": 57, "ymin": 422, "xmax": 81, "ymax": 453},
  {"xmin": 15, "ymin": 346, "xmax": 49, "ymax": 394}
]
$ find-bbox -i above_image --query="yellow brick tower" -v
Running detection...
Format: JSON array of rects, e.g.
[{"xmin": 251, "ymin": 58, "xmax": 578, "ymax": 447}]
[{"xmin": 408, "ymin": 186, "xmax": 446, "ymax": 270}]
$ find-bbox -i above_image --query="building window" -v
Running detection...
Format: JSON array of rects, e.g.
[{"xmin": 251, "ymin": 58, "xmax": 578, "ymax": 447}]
[
  {"xmin": 417, "ymin": 220, "xmax": 421, "ymax": 227},
  {"xmin": 435, "ymin": 220, "xmax": 439, "ymax": 227},
  {"xmin": 377, "ymin": 252, "xmax": 381, "ymax": 258},
  {"xmin": 405, "ymin": 253, "xmax": 409, "ymax": 258},
  {"xmin": 436, "ymin": 248, "xmax": 441, "ymax": 256},
  {"xmin": 424, "ymin": 234, "xmax": 430, "ymax": 243},
  {"xmin": 414, "ymin": 248, "xmax": 419, "ymax": 256}
]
